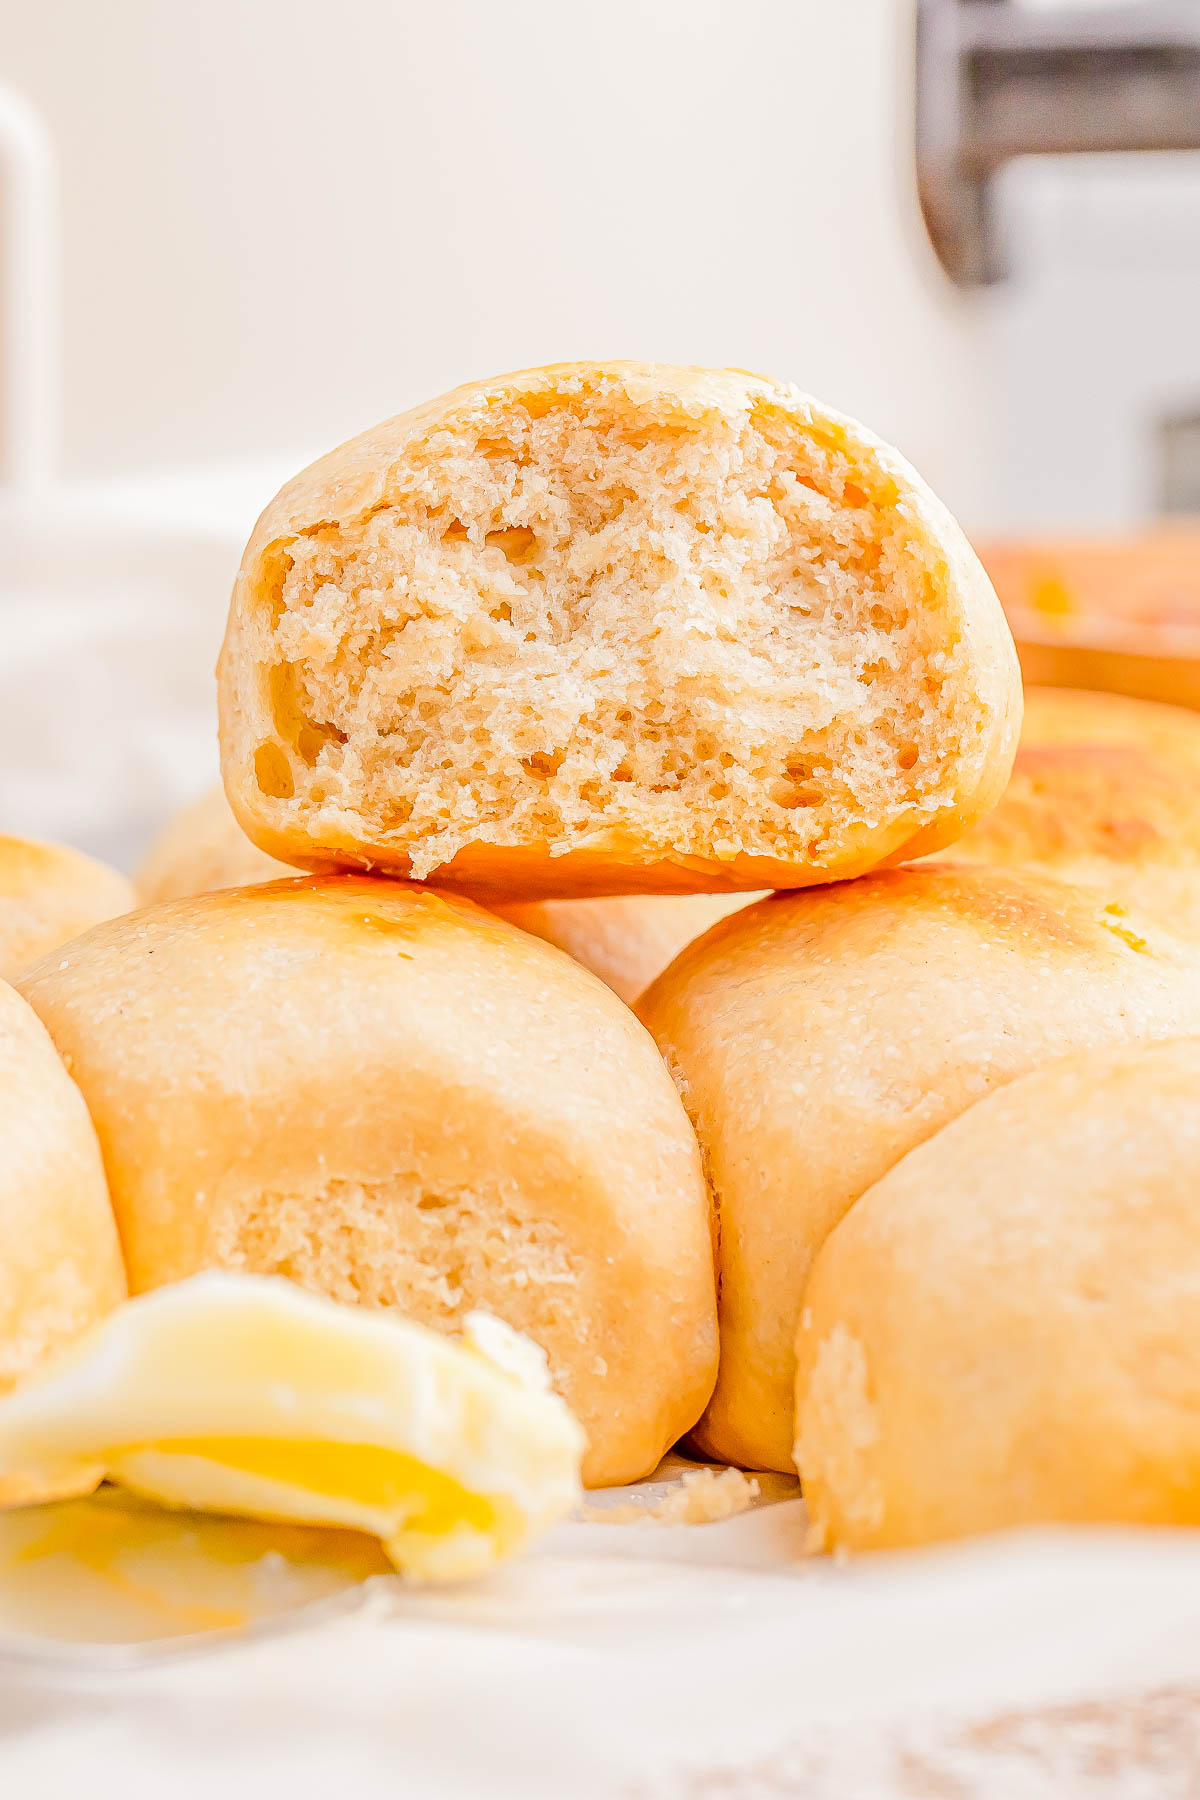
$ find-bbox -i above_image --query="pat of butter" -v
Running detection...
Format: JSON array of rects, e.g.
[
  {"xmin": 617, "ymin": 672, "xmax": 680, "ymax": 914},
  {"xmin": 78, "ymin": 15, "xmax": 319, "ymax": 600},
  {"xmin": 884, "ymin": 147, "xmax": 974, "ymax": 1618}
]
[{"xmin": 0, "ymin": 1275, "xmax": 585, "ymax": 1583}]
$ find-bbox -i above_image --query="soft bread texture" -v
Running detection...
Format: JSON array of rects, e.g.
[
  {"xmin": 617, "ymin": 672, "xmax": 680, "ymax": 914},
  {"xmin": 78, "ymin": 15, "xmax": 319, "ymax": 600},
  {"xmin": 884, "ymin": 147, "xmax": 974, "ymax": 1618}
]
[
  {"xmin": 795, "ymin": 1037, "xmax": 1200, "ymax": 1550},
  {"xmin": 0, "ymin": 835, "xmax": 133, "ymax": 979},
  {"xmin": 16, "ymin": 877, "xmax": 717, "ymax": 1487},
  {"xmin": 218, "ymin": 362, "xmax": 1020, "ymax": 901},
  {"xmin": 135, "ymin": 786, "xmax": 295, "ymax": 903},
  {"xmin": 638, "ymin": 863, "xmax": 1200, "ymax": 1472},
  {"xmin": 139, "ymin": 785, "xmax": 759, "ymax": 1005},
  {"xmin": 0, "ymin": 981, "xmax": 125, "ymax": 1462},
  {"xmin": 926, "ymin": 686, "xmax": 1200, "ymax": 937}
]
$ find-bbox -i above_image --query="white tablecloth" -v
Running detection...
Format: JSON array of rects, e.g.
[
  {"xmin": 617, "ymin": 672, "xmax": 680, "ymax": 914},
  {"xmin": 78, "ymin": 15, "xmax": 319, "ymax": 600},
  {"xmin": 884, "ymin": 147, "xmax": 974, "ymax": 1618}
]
[{"xmin": 5, "ymin": 1472, "xmax": 1200, "ymax": 1799}]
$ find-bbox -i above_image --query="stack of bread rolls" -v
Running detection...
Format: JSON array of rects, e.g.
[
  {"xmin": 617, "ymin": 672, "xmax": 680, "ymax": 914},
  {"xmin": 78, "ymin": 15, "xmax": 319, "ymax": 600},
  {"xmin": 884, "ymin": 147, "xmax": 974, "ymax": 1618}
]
[{"xmin": 7, "ymin": 361, "xmax": 1200, "ymax": 1546}]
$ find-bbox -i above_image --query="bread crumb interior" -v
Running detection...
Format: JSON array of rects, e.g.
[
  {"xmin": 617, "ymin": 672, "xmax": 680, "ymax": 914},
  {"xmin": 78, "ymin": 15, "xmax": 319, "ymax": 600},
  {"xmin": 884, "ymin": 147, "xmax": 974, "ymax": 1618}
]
[
  {"xmin": 255, "ymin": 382, "xmax": 972, "ymax": 879},
  {"xmin": 206, "ymin": 1173, "xmax": 587, "ymax": 1406}
]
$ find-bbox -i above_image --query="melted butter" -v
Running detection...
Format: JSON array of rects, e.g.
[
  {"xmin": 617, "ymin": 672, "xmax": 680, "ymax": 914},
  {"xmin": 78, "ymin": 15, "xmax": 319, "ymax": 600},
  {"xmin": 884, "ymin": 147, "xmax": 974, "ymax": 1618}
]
[
  {"xmin": 117, "ymin": 1437, "xmax": 499, "ymax": 1537},
  {"xmin": 0, "ymin": 1486, "xmax": 390, "ymax": 1644},
  {"xmin": 0, "ymin": 1278, "xmax": 585, "ymax": 1619}
]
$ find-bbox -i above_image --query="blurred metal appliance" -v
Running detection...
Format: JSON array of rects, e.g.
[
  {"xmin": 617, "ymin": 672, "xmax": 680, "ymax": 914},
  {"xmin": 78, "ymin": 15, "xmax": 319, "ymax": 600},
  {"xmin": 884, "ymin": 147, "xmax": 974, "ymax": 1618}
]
[{"xmin": 917, "ymin": 0, "xmax": 1200, "ymax": 284}]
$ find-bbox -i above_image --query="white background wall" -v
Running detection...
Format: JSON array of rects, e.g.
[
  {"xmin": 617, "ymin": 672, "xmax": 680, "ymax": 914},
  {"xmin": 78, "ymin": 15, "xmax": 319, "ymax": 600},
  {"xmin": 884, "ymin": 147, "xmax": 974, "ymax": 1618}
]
[
  {"xmin": 979, "ymin": 152, "xmax": 1200, "ymax": 534},
  {"xmin": 8, "ymin": 0, "xmax": 1200, "ymax": 537},
  {"xmin": 968, "ymin": 0, "xmax": 1200, "ymax": 535},
  {"xmin": 3, "ymin": 0, "xmax": 989, "ymax": 521},
  {"xmin": 6, "ymin": 0, "xmax": 1200, "ymax": 868}
]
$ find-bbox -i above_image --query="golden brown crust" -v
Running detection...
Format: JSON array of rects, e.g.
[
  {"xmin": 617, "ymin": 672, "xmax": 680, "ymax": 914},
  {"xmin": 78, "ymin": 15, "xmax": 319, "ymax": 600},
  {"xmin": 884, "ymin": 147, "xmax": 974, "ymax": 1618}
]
[
  {"xmin": 637, "ymin": 863, "xmax": 1200, "ymax": 1472},
  {"xmin": 17, "ymin": 876, "xmax": 717, "ymax": 1487},
  {"xmin": 0, "ymin": 835, "xmax": 133, "ymax": 980},
  {"xmin": 0, "ymin": 982, "xmax": 126, "ymax": 1440},
  {"xmin": 137, "ymin": 786, "xmax": 761, "ymax": 1004},
  {"xmin": 926, "ymin": 686, "xmax": 1200, "ymax": 937},
  {"xmin": 221, "ymin": 824, "xmax": 977, "ymax": 906},
  {"xmin": 218, "ymin": 362, "xmax": 1020, "ymax": 899},
  {"xmin": 796, "ymin": 1037, "xmax": 1200, "ymax": 1549}
]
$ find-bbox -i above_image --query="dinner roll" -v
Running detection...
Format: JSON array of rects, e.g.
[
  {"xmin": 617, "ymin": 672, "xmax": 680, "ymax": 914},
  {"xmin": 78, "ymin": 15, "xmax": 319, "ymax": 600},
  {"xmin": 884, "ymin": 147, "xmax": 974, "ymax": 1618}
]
[
  {"xmin": 139, "ymin": 785, "xmax": 759, "ymax": 1005},
  {"xmin": 0, "ymin": 835, "xmax": 133, "ymax": 979},
  {"xmin": 0, "ymin": 980, "xmax": 125, "ymax": 1469},
  {"xmin": 136, "ymin": 785, "xmax": 296, "ymax": 903},
  {"xmin": 218, "ymin": 361, "xmax": 1019, "ymax": 902},
  {"xmin": 928, "ymin": 686, "xmax": 1200, "ymax": 937},
  {"xmin": 795, "ymin": 1037, "xmax": 1200, "ymax": 1550},
  {"xmin": 493, "ymin": 893, "xmax": 764, "ymax": 1006},
  {"xmin": 17, "ymin": 877, "xmax": 717, "ymax": 1486},
  {"xmin": 638, "ymin": 864, "xmax": 1200, "ymax": 1471}
]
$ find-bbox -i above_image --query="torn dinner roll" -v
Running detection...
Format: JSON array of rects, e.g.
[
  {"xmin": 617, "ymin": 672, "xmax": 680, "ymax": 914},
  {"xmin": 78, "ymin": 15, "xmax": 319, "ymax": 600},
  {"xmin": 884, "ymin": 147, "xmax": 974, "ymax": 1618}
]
[{"xmin": 217, "ymin": 361, "xmax": 1019, "ymax": 901}]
